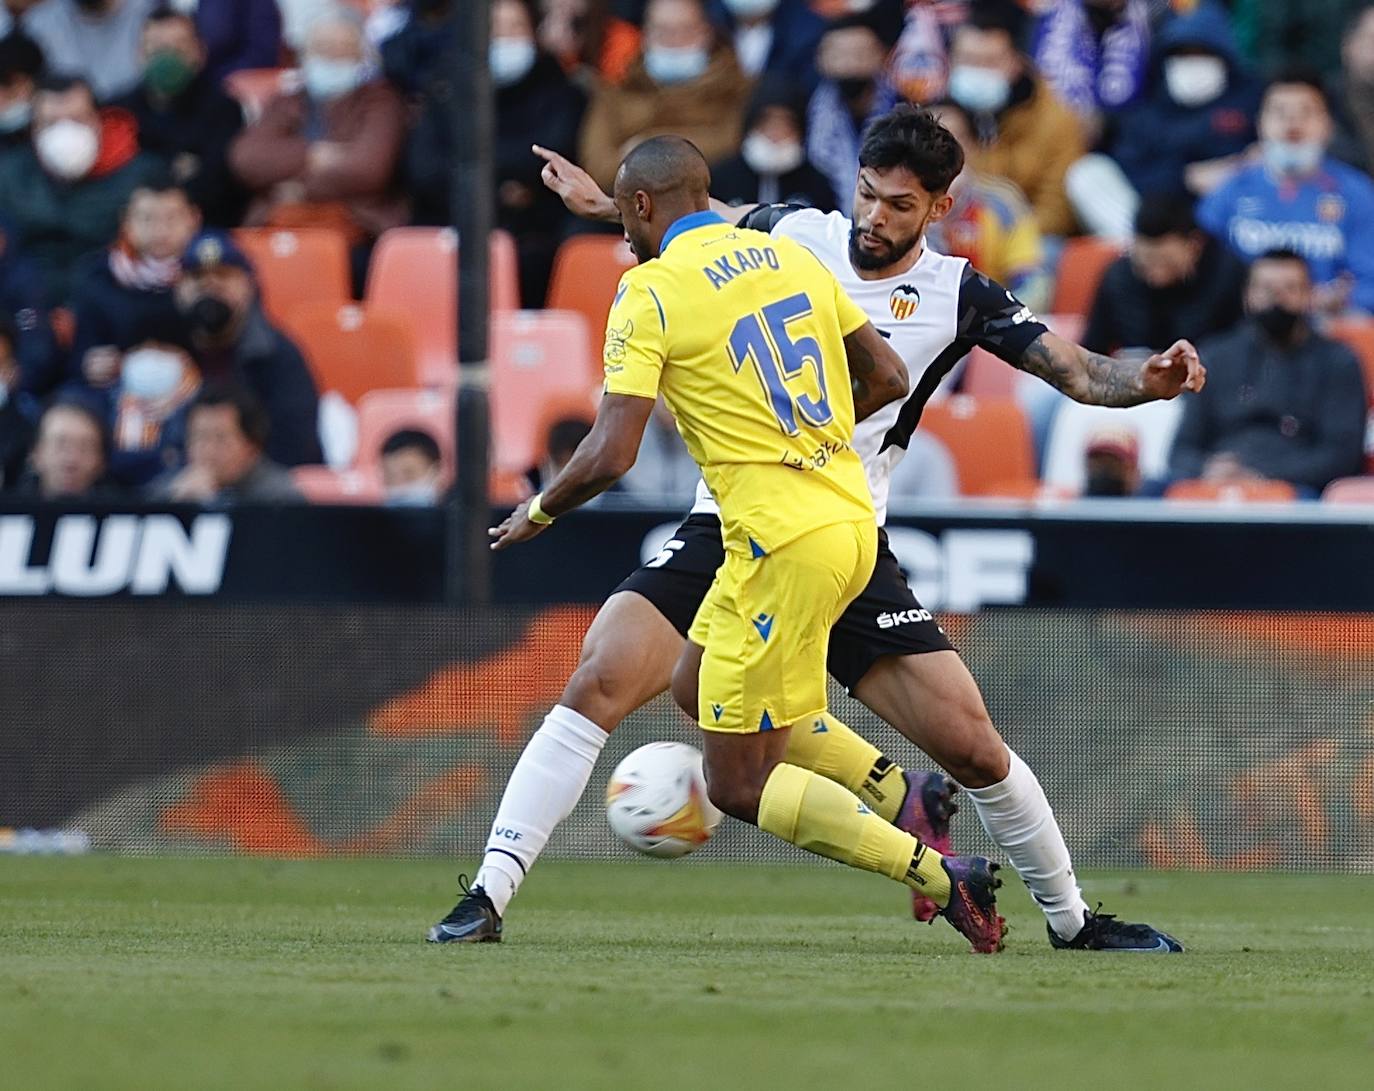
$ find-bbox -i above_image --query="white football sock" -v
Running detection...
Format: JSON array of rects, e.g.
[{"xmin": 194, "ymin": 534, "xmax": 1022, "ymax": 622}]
[
  {"xmin": 473, "ymin": 704, "xmax": 609, "ymax": 916},
  {"xmin": 962, "ymin": 747, "xmax": 1090, "ymax": 941}
]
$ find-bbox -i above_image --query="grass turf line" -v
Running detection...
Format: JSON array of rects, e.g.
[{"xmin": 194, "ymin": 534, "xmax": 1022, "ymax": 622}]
[{"xmin": 1, "ymin": 857, "xmax": 1371, "ymax": 1090}]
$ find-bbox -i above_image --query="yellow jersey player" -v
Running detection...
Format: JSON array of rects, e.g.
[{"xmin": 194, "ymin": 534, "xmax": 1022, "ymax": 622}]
[{"xmin": 488, "ymin": 135, "xmax": 1006, "ymax": 949}]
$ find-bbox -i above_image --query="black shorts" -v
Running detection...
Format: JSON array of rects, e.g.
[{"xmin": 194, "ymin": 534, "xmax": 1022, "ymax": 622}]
[{"xmin": 614, "ymin": 513, "xmax": 955, "ymax": 693}]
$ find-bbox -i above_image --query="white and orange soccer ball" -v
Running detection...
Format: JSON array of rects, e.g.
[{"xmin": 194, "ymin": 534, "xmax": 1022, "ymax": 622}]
[{"xmin": 605, "ymin": 742, "xmax": 722, "ymax": 858}]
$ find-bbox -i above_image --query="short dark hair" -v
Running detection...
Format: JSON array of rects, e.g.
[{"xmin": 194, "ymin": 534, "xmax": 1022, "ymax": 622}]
[
  {"xmin": 1134, "ymin": 194, "xmax": 1198, "ymax": 239},
  {"xmin": 41, "ymin": 396, "xmax": 110, "ymax": 459},
  {"xmin": 823, "ymin": 8, "xmax": 904, "ymax": 50},
  {"xmin": 858, "ymin": 104, "xmax": 964, "ymax": 195},
  {"xmin": 1263, "ymin": 67, "xmax": 1331, "ymax": 114},
  {"xmin": 547, "ymin": 417, "xmax": 591, "ymax": 460},
  {"xmin": 381, "ymin": 428, "xmax": 441, "ymax": 465},
  {"xmin": 963, "ymin": 0, "xmax": 1025, "ymax": 43},
  {"xmin": 1251, "ymin": 248, "xmax": 1311, "ymax": 281},
  {"xmin": 0, "ymin": 32, "xmax": 44, "ymax": 86},
  {"xmin": 190, "ymin": 382, "xmax": 270, "ymax": 448}
]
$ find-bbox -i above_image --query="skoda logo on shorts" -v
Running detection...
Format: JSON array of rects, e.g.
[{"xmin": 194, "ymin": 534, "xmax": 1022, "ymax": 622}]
[{"xmin": 889, "ymin": 284, "xmax": 920, "ymax": 321}]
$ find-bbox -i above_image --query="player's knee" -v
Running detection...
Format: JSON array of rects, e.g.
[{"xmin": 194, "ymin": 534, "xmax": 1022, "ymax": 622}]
[
  {"xmin": 703, "ymin": 769, "xmax": 763, "ymax": 824},
  {"xmin": 561, "ymin": 655, "xmax": 635, "ymax": 729},
  {"xmin": 945, "ymin": 711, "xmax": 1010, "ymax": 789}
]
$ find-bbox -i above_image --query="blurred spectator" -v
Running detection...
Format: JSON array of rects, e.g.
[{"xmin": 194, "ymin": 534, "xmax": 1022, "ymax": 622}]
[
  {"xmin": 69, "ymin": 181, "xmax": 200, "ymax": 392},
  {"xmin": 886, "ymin": 430, "xmax": 959, "ymax": 502},
  {"xmin": 620, "ymin": 400, "xmax": 697, "ymax": 502},
  {"xmin": 23, "ymin": 0, "xmax": 158, "ymax": 103},
  {"xmin": 106, "ymin": 338, "xmax": 198, "ymax": 485},
  {"xmin": 0, "ymin": 314, "xmax": 36, "ymax": 486},
  {"xmin": 1083, "ymin": 195, "xmax": 1245, "ymax": 356},
  {"xmin": 276, "ymin": 0, "xmax": 336, "ymax": 54},
  {"xmin": 115, "ymin": 6, "xmax": 245, "ymax": 226},
  {"xmin": 538, "ymin": 0, "xmax": 642, "ymax": 88},
  {"xmin": 380, "ymin": 427, "xmax": 443, "ymax": 506},
  {"xmin": 807, "ymin": 14, "xmax": 899, "ymax": 209},
  {"xmin": 711, "ymin": 78, "xmax": 835, "ymax": 211},
  {"xmin": 1197, "ymin": 71, "xmax": 1374, "ymax": 315},
  {"xmin": 1031, "ymin": 0, "xmax": 1152, "ymax": 124},
  {"xmin": 193, "ymin": 0, "xmax": 282, "ymax": 86},
  {"xmin": 0, "ymin": 215, "xmax": 60, "ymax": 396},
  {"xmin": 0, "ymin": 31, "xmax": 43, "ymax": 151},
  {"xmin": 1080, "ymin": 426, "xmax": 1140, "ymax": 497},
  {"xmin": 1332, "ymin": 5, "xmax": 1374, "ymax": 173},
  {"xmin": 173, "ymin": 230, "xmax": 321, "ymax": 466},
  {"xmin": 379, "ymin": 0, "xmax": 454, "ymax": 97},
  {"xmin": 927, "ymin": 99, "xmax": 1050, "ymax": 313},
  {"xmin": 706, "ymin": 0, "xmax": 825, "ymax": 87},
  {"xmin": 1169, "ymin": 249, "xmax": 1367, "ymax": 495},
  {"xmin": 526, "ymin": 415, "xmax": 592, "ymax": 492},
  {"xmin": 230, "ymin": 8, "xmax": 407, "ymax": 259},
  {"xmin": 13, "ymin": 397, "xmax": 112, "ymax": 498},
  {"xmin": 1235, "ymin": 0, "xmax": 1367, "ymax": 79},
  {"xmin": 0, "ymin": 0, "xmax": 44, "ymax": 34},
  {"xmin": 0, "ymin": 76, "xmax": 160, "ymax": 305},
  {"xmin": 579, "ymin": 0, "xmax": 750, "ymax": 191},
  {"xmin": 946, "ymin": 6, "xmax": 1083, "ymax": 236},
  {"xmin": 1107, "ymin": 2, "xmax": 1260, "ymax": 200},
  {"xmin": 888, "ymin": 2, "xmax": 948, "ymax": 105},
  {"xmin": 149, "ymin": 381, "xmax": 302, "ymax": 503}
]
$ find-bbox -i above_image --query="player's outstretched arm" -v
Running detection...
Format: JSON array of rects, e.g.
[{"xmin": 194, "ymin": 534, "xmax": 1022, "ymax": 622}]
[
  {"xmin": 489, "ymin": 394, "xmax": 655, "ymax": 550},
  {"xmin": 844, "ymin": 321, "xmax": 910, "ymax": 421},
  {"xmin": 1015, "ymin": 331, "xmax": 1206, "ymax": 408}
]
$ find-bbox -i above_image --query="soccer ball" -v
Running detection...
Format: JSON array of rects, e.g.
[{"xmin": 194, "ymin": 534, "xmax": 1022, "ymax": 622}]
[{"xmin": 605, "ymin": 741, "xmax": 722, "ymax": 858}]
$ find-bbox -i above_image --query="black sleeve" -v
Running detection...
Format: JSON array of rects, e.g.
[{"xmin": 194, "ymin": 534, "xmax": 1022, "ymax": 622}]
[
  {"xmin": 955, "ymin": 264, "xmax": 1049, "ymax": 366},
  {"xmin": 736, "ymin": 203, "xmax": 809, "ymax": 233}
]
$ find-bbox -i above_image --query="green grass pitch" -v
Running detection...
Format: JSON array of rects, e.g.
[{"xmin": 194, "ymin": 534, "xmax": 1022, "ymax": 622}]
[{"xmin": 2, "ymin": 857, "xmax": 1372, "ymax": 1090}]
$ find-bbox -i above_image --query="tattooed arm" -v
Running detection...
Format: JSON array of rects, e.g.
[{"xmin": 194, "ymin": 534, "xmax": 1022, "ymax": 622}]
[
  {"xmin": 844, "ymin": 321, "xmax": 910, "ymax": 421},
  {"xmin": 1016, "ymin": 331, "xmax": 1207, "ymax": 406}
]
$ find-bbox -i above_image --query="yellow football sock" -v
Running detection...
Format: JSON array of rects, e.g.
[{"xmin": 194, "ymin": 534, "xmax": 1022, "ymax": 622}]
[
  {"xmin": 758, "ymin": 762, "xmax": 951, "ymax": 906},
  {"xmin": 783, "ymin": 712, "xmax": 909, "ymax": 824}
]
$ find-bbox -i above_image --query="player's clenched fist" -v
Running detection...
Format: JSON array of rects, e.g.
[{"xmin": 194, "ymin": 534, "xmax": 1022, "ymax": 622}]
[{"xmin": 1140, "ymin": 339, "xmax": 1205, "ymax": 400}]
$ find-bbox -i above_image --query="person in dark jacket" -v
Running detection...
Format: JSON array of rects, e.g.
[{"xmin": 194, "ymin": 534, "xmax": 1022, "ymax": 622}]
[
  {"xmin": 195, "ymin": 0, "xmax": 282, "ymax": 86},
  {"xmin": 1083, "ymin": 195, "xmax": 1245, "ymax": 356},
  {"xmin": 1169, "ymin": 249, "xmax": 1367, "ymax": 495},
  {"xmin": 115, "ymin": 6, "xmax": 246, "ymax": 226},
  {"xmin": 172, "ymin": 230, "xmax": 321, "ymax": 467},
  {"xmin": 0, "ymin": 30, "xmax": 43, "ymax": 154},
  {"xmin": 710, "ymin": 77, "xmax": 835, "ymax": 211},
  {"xmin": 0, "ymin": 213, "xmax": 60, "ymax": 396},
  {"xmin": 0, "ymin": 313, "xmax": 36, "ymax": 487},
  {"xmin": 706, "ymin": 0, "xmax": 826, "ymax": 90},
  {"xmin": 1107, "ymin": 2, "xmax": 1261, "ymax": 199},
  {"xmin": 380, "ymin": 0, "xmax": 454, "ymax": 98}
]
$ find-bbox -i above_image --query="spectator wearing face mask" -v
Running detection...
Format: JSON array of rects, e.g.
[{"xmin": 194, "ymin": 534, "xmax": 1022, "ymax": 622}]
[
  {"xmin": 103, "ymin": 337, "xmax": 199, "ymax": 485},
  {"xmin": 114, "ymin": 6, "xmax": 245, "ymax": 226},
  {"xmin": 711, "ymin": 79, "xmax": 835, "ymax": 211},
  {"xmin": 0, "ymin": 76, "xmax": 160, "ymax": 306},
  {"xmin": 12, "ymin": 397, "xmax": 115, "ymax": 499},
  {"xmin": 1083, "ymin": 194, "xmax": 1245, "ymax": 356},
  {"xmin": 578, "ymin": 0, "xmax": 750, "ymax": 191},
  {"xmin": 69, "ymin": 182, "xmax": 201, "ymax": 393},
  {"xmin": 190, "ymin": 0, "xmax": 282, "ymax": 85},
  {"xmin": 806, "ymin": 13, "xmax": 899, "ymax": 210},
  {"xmin": 1169, "ymin": 249, "xmax": 1367, "ymax": 496},
  {"xmin": 380, "ymin": 427, "xmax": 443, "ymax": 506},
  {"xmin": 22, "ymin": 0, "xmax": 158, "ymax": 103},
  {"xmin": 1031, "ymin": 0, "xmax": 1152, "ymax": 124},
  {"xmin": 150, "ymin": 381, "xmax": 303, "ymax": 503},
  {"xmin": 1079, "ymin": 426, "xmax": 1140, "ymax": 498},
  {"xmin": 707, "ymin": 0, "xmax": 825, "ymax": 88},
  {"xmin": 1198, "ymin": 71, "xmax": 1374, "ymax": 315},
  {"xmin": 229, "ymin": 9, "xmax": 407, "ymax": 261},
  {"xmin": 0, "ymin": 314, "xmax": 37, "ymax": 486},
  {"xmin": 926, "ymin": 99, "xmax": 1050, "ymax": 313},
  {"xmin": 173, "ymin": 230, "xmax": 321, "ymax": 467},
  {"xmin": 0, "ymin": 31, "xmax": 43, "ymax": 152},
  {"xmin": 945, "ymin": 5, "xmax": 1083, "ymax": 237},
  {"xmin": 1107, "ymin": 3, "xmax": 1260, "ymax": 200}
]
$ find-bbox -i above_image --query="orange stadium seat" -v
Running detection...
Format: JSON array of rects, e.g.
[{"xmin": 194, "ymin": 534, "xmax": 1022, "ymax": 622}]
[
  {"xmin": 1165, "ymin": 480, "xmax": 1298, "ymax": 503},
  {"xmin": 546, "ymin": 234, "xmax": 637, "ymax": 365},
  {"xmin": 354, "ymin": 387, "xmax": 456, "ymax": 483},
  {"xmin": 279, "ymin": 303, "xmax": 418, "ymax": 405},
  {"xmin": 234, "ymin": 228, "xmax": 350, "ymax": 326},
  {"xmin": 958, "ymin": 314, "xmax": 1085, "ymax": 398},
  {"xmin": 1322, "ymin": 477, "xmax": 1374, "ymax": 504},
  {"xmin": 292, "ymin": 466, "xmax": 383, "ymax": 504},
  {"xmin": 223, "ymin": 68, "xmax": 293, "ymax": 121},
  {"xmin": 365, "ymin": 227, "xmax": 520, "ymax": 386},
  {"xmin": 1326, "ymin": 318, "xmax": 1374, "ymax": 398},
  {"xmin": 918, "ymin": 396, "xmax": 1035, "ymax": 496},
  {"xmin": 490, "ymin": 310, "xmax": 599, "ymax": 474},
  {"xmin": 1051, "ymin": 237, "xmax": 1122, "ymax": 318}
]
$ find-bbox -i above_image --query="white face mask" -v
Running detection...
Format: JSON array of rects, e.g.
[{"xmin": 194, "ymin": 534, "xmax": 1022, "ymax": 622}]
[
  {"xmin": 1263, "ymin": 138, "xmax": 1324, "ymax": 177},
  {"xmin": 121, "ymin": 348, "xmax": 185, "ymax": 400},
  {"xmin": 303, "ymin": 57, "xmax": 366, "ymax": 101},
  {"xmin": 741, "ymin": 131, "xmax": 803, "ymax": 176},
  {"xmin": 168, "ymin": 0, "xmax": 198, "ymax": 12},
  {"xmin": 490, "ymin": 38, "xmax": 536, "ymax": 87},
  {"xmin": 0, "ymin": 100, "xmax": 31, "ymax": 134},
  {"xmin": 948, "ymin": 65, "xmax": 1011, "ymax": 113},
  {"xmin": 35, "ymin": 119, "xmax": 100, "ymax": 180},
  {"xmin": 723, "ymin": 0, "xmax": 779, "ymax": 17},
  {"xmin": 385, "ymin": 479, "xmax": 439, "ymax": 506},
  {"xmin": 1164, "ymin": 55, "xmax": 1227, "ymax": 107},
  {"xmin": 644, "ymin": 45, "xmax": 710, "ymax": 85}
]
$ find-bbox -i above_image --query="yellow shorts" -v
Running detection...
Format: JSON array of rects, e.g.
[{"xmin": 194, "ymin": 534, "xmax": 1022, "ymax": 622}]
[{"xmin": 689, "ymin": 518, "xmax": 878, "ymax": 734}]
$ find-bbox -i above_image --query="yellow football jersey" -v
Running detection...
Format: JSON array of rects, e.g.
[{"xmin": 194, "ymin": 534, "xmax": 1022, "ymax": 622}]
[{"xmin": 603, "ymin": 211, "xmax": 874, "ymax": 556}]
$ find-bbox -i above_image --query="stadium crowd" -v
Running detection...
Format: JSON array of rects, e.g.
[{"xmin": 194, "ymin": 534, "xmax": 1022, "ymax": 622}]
[{"xmin": 0, "ymin": 0, "xmax": 1373, "ymax": 506}]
